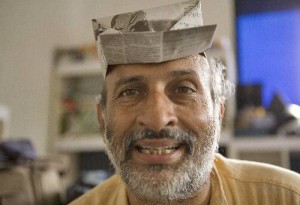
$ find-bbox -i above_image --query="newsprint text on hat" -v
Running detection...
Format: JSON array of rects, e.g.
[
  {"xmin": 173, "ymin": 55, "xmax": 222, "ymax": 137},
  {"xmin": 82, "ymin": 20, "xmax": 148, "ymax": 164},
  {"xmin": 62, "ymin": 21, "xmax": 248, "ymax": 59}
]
[{"xmin": 92, "ymin": 0, "xmax": 217, "ymax": 74}]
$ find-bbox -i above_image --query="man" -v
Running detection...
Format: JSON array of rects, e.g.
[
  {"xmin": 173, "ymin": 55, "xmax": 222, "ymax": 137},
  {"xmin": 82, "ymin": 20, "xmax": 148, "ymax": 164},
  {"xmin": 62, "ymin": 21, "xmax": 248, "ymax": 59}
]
[{"xmin": 70, "ymin": 1, "xmax": 300, "ymax": 204}]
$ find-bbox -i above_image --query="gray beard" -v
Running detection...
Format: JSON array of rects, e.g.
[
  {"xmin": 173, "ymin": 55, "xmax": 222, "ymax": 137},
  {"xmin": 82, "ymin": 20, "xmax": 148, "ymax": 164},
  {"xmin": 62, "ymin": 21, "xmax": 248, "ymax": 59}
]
[{"xmin": 104, "ymin": 123, "xmax": 220, "ymax": 204}]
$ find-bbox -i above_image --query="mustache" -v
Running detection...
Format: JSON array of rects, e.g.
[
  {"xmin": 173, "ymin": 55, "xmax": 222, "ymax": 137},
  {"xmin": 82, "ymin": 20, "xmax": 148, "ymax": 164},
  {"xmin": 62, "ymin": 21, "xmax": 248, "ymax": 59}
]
[{"xmin": 123, "ymin": 128, "xmax": 197, "ymax": 155}]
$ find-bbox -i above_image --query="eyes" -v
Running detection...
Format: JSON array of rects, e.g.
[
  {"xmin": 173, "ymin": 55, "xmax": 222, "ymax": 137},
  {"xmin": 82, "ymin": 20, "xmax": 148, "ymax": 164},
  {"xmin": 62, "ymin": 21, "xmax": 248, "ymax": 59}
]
[
  {"xmin": 175, "ymin": 86, "xmax": 195, "ymax": 94},
  {"xmin": 120, "ymin": 89, "xmax": 141, "ymax": 97},
  {"xmin": 118, "ymin": 82, "xmax": 197, "ymax": 98}
]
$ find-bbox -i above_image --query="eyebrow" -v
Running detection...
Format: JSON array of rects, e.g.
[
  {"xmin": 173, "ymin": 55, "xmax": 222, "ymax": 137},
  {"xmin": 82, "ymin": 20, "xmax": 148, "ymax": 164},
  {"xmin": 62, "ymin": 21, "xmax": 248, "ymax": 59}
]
[{"xmin": 114, "ymin": 68, "xmax": 197, "ymax": 89}]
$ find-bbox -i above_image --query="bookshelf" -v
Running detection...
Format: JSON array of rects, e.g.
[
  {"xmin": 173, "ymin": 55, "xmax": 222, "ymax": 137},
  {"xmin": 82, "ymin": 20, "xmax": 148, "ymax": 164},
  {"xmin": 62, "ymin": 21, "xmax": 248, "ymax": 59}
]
[{"xmin": 48, "ymin": 44, "xmax": 104, "ymax": 154}]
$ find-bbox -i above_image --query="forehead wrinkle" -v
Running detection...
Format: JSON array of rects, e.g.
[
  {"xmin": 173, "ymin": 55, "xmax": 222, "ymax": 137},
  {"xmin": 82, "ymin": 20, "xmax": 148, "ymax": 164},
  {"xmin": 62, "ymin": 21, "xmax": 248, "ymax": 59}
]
[
  {"xmin": 167, "ymin": 69, "xmax": 198, "ymax": 79},
  {"xmin": 114, "ymin": 65, "xmax": 198, "ymax": 84}
]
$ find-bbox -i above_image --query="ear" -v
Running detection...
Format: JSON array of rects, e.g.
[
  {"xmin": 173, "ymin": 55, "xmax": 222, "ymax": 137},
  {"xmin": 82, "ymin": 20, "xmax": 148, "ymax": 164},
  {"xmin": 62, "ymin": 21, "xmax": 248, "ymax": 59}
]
[{"xmin": 97, "ymin": 103, "xmax": 106, "ymax": 139}]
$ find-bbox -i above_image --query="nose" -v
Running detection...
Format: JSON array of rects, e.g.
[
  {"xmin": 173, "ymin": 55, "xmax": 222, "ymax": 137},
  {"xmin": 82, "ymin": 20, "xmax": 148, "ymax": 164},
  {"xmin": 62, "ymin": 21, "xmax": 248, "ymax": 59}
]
[{"xmin": 137, "ymin": 91, "xmax": 178, "ymax": 131}]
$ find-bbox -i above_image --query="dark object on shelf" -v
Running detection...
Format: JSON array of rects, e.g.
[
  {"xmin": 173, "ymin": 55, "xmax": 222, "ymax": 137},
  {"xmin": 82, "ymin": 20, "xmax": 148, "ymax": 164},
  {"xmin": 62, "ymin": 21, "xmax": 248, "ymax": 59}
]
[
  {"xmin": 235, "ymin": 90, "xmax": 300, "ymax": 136},
  {"xmin": 66, "ymin": 169, "xmax": 113, "ymax": 203},
  {"xmin": 235, "ymin": 105, "xmax": 276, "ymax": 136},
  {"xmin": 78, "ymin": 151, "xmax": 114, "ymax": 172},
  {"xmin": 236, "ymin": 84, "xmax": 262, "ymax": 111},
  {"xmin": 290, "ymin": 151, "xmax": 300, "ymax": 173},
  {"xmin": 0, "ymin": 139, "xmax": 36, "ymax": 168},
  {"xmin": 276, "ymin": 105, "xmax": 300, "ymax": 136},
  {"xmin": 235, "ymin": 84, "xmax": 268, "ymax": 136},
  {"xmin": 66, "ymin": 151, "xmax": 115, "ymax": 203},
  {"xmin": 268, "ymin": 94, "xmax": 289, "ymax": 131}
]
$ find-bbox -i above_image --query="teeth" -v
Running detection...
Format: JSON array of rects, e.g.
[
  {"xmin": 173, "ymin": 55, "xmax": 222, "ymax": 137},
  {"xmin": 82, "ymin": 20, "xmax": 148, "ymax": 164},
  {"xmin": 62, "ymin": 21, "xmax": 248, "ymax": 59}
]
[{"xmin": 139, "ymin": 147, "xmax": 178, "ymax": 155}]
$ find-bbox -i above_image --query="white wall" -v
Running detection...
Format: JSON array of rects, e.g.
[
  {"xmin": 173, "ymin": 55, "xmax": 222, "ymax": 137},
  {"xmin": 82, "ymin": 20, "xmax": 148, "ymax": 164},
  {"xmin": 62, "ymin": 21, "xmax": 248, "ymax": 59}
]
[{"xmin": 0, "ymin": 0, "xmax": 234, "ymax": 155}]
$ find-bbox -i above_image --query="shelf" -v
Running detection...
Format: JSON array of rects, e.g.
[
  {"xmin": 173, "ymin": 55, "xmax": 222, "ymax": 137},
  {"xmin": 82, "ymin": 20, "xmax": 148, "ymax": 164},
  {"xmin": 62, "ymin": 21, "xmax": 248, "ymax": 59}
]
[
  {"xmin": 232, "ymin": 136, "xmax": 300, "ymax": 151},
  {"xmin": 54, "ymin": 135, "xmax": 106, "ymax": 152},
  {"xmin": 57, "ymin": 60, "xmax": 102, "ymax": 77}
]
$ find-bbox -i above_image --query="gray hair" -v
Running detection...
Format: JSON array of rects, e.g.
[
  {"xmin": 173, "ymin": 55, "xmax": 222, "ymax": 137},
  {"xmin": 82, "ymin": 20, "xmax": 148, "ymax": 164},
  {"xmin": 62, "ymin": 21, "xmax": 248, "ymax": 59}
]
[{"xmin": 208, "ymin": 57, "xmax": 235, "ymax": 104}]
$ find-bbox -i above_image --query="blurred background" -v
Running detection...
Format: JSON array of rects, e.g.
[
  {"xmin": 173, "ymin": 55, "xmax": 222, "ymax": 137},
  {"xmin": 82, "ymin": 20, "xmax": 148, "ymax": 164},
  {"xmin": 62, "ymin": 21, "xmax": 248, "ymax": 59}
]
[{"xmin": 0, "ymin": 0, "xmax": 299, "ymax": 204}]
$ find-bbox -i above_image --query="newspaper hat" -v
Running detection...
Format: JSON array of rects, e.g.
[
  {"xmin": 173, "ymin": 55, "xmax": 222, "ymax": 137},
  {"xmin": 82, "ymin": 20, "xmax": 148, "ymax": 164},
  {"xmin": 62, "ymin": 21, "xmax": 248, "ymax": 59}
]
[{"xmin": 92, "ymin": 0, "xmax": 216, "ymax": 75}]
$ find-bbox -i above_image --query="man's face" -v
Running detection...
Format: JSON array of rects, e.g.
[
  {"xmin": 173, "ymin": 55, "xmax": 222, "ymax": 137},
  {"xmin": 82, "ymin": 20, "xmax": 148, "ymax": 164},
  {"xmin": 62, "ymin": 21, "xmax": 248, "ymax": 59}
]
[{"xmin": 99, "ymin": 55, "xmax": 222, "ymax": 203}]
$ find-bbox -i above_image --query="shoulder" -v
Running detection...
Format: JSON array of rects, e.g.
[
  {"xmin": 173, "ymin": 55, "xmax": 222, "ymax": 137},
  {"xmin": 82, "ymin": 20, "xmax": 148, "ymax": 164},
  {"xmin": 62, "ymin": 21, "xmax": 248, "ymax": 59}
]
[
  {"xmin": 69, "ymin": 175, "xmax": 128, "ymax": 205},
  {"xmin": 214, "ymin": 154, "xmax": 300, "ymax": 195}
]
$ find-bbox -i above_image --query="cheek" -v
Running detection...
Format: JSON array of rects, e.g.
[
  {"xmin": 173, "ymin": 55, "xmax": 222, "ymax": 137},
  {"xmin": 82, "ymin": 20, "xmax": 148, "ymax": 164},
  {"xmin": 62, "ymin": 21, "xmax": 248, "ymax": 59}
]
[
  {"xmin": 189, "ymin": 96, "xmax": 214, "ymax": 119},
  {"xmin": 178, "ymin": 97, "xmax": 216, "ymax": 136},
  {"xmin": 105, "ymin": 105, "xmax": 137, "ymax": 137}
]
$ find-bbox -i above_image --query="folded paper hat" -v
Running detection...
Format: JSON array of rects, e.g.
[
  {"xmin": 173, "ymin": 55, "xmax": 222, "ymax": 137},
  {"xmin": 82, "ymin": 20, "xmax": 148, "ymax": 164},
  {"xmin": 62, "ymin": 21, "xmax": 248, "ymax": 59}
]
[{"xmin": 92, "ymin": 0, "xmax": 216, "ymax": 74}]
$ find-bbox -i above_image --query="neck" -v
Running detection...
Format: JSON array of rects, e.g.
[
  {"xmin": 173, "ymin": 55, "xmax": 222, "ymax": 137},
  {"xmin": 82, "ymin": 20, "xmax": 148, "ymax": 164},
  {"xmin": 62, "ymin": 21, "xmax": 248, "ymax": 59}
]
[{"xmin": 127, "ymin": 179, "xmax": 211, "ymax": 205}]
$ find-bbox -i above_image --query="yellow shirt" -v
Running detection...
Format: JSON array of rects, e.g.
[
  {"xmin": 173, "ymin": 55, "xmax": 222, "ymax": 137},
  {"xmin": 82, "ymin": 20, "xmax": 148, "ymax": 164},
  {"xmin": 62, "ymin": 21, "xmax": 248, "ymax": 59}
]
[{"xmin": 69, "ymin": 154, "xmax": 300, "ymax": 205}]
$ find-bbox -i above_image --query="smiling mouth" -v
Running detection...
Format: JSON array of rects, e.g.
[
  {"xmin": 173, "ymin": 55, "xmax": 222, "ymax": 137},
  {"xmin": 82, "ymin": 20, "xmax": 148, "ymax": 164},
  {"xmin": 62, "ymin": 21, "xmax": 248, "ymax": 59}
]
[
  {"xmin": 131, "ymin": 138, "xmax": 186, "ymax": 164},
  {"xmin": 136, "ymin": 145, "xmax": 180, "ymax": 155}
]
